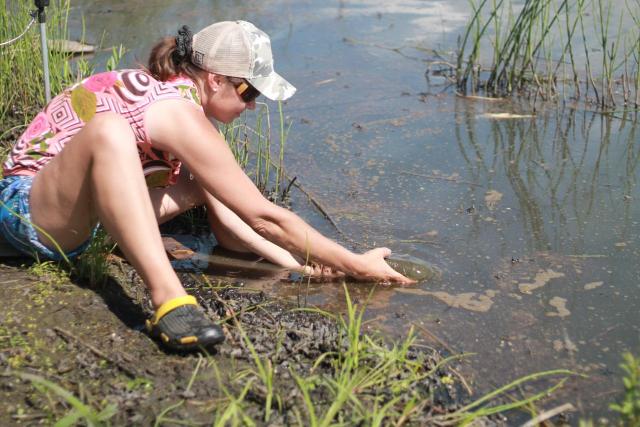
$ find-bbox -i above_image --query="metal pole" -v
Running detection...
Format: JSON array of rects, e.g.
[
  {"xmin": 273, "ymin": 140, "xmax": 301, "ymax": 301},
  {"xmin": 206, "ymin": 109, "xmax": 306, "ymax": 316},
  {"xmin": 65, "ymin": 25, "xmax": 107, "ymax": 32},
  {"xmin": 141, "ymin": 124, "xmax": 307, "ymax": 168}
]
[{"xmin": 36, "ymin": 0, "xmax": 51, "ymax": 103}]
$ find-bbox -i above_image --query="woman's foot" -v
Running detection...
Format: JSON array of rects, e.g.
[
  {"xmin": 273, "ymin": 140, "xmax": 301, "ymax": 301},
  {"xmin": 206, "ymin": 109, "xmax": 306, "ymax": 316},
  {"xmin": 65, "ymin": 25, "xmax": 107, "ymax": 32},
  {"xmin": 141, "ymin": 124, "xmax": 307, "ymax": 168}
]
[{"xmin": 146, "ymin": 295, "xmax": 225, "ymax": 351}]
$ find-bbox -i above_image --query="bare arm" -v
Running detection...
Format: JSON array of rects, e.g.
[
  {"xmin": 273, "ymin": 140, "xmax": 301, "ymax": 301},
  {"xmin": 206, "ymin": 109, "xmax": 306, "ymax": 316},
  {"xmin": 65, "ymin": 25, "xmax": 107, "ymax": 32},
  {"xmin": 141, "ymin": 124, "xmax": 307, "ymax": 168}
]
[
  {"xmin": 147, "ymin": 100, "xmax": 412, "ymax": 283},
  {"xmin": 204, "ymin": 191, "xmax": 304, "ymax": 268}
]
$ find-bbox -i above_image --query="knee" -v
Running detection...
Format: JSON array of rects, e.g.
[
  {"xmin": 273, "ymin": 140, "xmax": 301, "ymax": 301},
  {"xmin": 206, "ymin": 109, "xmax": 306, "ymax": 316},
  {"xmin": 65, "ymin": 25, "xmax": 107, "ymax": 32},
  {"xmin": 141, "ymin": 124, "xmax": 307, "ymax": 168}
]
[
  {"xmin": 84, "ymin": 112, "xmax": 136, "ymax": 156},
  {"xmin": 179, "ymin": 168, "xmax": 208, "ymax": 208}
]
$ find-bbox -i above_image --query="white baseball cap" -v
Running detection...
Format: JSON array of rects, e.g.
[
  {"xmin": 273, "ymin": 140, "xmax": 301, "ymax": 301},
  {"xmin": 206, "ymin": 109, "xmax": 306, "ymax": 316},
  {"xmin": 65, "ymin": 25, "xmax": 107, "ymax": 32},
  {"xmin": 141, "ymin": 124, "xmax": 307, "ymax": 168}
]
[{"xmin": 191, "ymin": 20, "xmax": 296, "ymax": 101}]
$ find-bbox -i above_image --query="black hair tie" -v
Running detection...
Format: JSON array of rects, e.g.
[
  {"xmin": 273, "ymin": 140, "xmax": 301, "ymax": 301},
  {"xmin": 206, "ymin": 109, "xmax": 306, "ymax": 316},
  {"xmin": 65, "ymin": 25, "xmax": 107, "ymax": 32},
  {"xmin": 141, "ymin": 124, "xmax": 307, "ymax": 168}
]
[{"xmin": 174, "ymin": 25, "xmax": 193, "ymax": 63}]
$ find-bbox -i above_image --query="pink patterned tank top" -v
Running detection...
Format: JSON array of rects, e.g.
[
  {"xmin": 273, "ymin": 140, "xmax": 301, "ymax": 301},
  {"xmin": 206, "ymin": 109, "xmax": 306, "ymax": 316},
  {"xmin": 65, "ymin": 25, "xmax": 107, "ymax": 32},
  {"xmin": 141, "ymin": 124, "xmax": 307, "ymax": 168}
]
[{"xmin": 3, "ymin": 69, "xmax": 203, "ymax": 187}]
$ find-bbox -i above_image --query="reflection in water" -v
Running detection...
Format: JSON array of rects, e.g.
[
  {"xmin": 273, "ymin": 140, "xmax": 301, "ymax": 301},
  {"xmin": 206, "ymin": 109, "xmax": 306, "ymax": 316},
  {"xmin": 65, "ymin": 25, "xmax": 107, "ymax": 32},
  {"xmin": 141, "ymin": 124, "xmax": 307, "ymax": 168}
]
[
  {"xmin": 450, "ymin": 104, "xmax": 638, "ymax": 416},
  {"xmin": 456, "ymin": 104, "xmax": 639, "ymax": 254}
]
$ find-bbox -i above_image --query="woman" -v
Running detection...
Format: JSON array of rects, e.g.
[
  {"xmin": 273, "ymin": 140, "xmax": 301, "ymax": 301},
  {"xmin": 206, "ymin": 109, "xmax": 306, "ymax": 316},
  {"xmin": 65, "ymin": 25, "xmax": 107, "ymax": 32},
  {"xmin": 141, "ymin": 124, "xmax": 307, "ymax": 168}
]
[{"xmin": 0, "ymin": 20, "xmax": 412, "ymax": 351}]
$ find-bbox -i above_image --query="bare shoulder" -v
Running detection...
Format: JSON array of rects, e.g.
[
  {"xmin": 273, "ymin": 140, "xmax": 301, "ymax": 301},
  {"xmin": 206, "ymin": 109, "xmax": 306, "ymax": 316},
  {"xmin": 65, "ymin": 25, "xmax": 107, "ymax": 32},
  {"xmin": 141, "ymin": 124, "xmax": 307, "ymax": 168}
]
[{"xmin": 145, "ymin": 98, "xmax": 219, "ymax": 152}]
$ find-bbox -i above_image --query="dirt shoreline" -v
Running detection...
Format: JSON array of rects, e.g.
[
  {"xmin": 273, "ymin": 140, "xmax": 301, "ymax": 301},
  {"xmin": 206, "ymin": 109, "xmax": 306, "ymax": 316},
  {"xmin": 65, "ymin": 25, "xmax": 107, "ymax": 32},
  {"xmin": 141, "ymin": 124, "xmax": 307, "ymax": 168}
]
[{"xmin": 0, "ymin": 257, "xmax": 484, "ymax": 425}]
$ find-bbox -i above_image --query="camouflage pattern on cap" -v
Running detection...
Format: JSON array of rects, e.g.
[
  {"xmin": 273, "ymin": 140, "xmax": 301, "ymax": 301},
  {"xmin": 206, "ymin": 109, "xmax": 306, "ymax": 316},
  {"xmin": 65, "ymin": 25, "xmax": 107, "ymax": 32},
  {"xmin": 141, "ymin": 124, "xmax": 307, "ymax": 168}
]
[{"xmin": 191, "ymin": 20, "xmax": 296, "ymax": 101}]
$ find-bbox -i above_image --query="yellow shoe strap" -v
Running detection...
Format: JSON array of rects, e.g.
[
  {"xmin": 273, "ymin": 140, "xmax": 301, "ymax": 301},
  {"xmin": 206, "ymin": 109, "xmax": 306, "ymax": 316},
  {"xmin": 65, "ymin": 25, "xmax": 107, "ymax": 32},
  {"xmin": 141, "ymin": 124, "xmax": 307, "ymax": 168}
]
[{"xmin": 151, "ymin": 295, "xmax": 198, "ymax": 325}]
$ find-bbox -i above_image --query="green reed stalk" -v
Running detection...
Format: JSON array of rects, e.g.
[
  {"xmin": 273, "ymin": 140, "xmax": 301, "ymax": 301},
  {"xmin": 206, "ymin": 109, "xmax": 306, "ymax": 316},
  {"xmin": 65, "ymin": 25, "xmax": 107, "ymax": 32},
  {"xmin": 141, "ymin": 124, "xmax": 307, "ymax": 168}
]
[
  {"xmin": 234, "ymin": 319, "xmax": 278, "ymax": 423},
  {"xmin": 1, "ymin": 0, "xmax": 75, "ymax": 123},
  {"xmin": 276, "ymin": 101, "xmax": 291, "ymax": 197},
  {"xmin": 263, "ymin": 108, "xmax": 272, "ymax": 192},
  {"xmin": 430, "ymin": 369, "xmax": 577, "ymax": 425},
  {"xmin": 491, "ymin": 0, "xmax": 501, "ymax": 73},
  {"xmin": 595, "ymin": 0, "xmax": 613, "ymax": 106},
  {"xmin": 558, "ymin": 0, "xmax": 582, "ymax": 98},
  {"xmin": 16, "ymin": 371, "xmax": 117, "ymax": 425},
  {"xmin": 515, "ymin": 0, "xmax": 565, "ymax": 93},
  {"xmin": 459, "ymin": 0, "xmax": 506, "ymax": 93},
  {"xmin": 209, "ymin": 360, "xmax": 256, "ymax": 427},
  {"xmin": 456, "ymin": 0, "xmax": 490, "ymax": 91}
]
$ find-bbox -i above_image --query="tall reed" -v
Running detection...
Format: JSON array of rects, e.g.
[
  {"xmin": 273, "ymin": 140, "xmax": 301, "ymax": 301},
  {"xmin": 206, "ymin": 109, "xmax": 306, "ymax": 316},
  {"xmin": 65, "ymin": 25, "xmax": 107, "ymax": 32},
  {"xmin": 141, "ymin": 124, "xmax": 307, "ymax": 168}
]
[
  {"xmin": 455, "ymin": 0, "xmax": 640, "ymax": 110},
  {"xmin": 221, "ymin": 101, "xmax": 292, "ymax": 202},
  {"xmin": 1, "ymin": 0, "xmax": 75, "ymax": 125}
]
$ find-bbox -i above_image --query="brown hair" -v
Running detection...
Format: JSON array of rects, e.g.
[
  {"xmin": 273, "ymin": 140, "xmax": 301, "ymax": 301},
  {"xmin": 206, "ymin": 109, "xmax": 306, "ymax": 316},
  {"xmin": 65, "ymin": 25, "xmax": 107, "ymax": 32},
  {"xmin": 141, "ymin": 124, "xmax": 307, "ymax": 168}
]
[{"xmin": 146, "ymin": 36, "xmax": 202, "ymax": 82}]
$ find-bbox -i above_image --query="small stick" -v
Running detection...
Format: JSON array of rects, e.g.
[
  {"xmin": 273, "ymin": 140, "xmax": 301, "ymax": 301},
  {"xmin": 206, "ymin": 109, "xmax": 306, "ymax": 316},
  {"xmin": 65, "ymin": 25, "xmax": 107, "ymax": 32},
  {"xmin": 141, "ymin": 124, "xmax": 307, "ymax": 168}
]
[
  {"xmin": 395, "ymin": 400, "xmax": 428, "ymax": 427},
  {"xmin": 413, "ymin": 323, "xmax": 456, "ymax": 356},
  {"xmin": 53, "ymin": 327, "xmax": 139, "ymax": 378},
  {"xmin": 455, "ymin": 92, "xmax": 505, "ymax": 101},
  {"xmin": 400, "ymin": 171, "xmax": 482, "ymax": 187},
  {"xmin": 520, "ymin": 403, "xmax": 575, "ymax": 427},
  {"xmin": 242, "ymin": 142, "xmax": 360, "ymax": 248},
  {"xmin": 397, "ymin": 239, "xmax": 440, "ymax": 246},
  {"xmin": 289, "ymin": 181, "xmax": 362, "ymax": 248},
  {"xmin": 449, "ymin": 366, "xmax": 474, "ymax": 396}
]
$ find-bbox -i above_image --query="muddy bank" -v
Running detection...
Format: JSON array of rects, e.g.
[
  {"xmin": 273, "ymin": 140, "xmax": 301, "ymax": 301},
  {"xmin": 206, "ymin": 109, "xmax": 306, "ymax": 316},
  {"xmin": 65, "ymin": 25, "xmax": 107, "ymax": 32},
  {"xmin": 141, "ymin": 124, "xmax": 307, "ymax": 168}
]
[{"xmin": 0, "ymin": 257, "xmax": 494, "ymax": 425}]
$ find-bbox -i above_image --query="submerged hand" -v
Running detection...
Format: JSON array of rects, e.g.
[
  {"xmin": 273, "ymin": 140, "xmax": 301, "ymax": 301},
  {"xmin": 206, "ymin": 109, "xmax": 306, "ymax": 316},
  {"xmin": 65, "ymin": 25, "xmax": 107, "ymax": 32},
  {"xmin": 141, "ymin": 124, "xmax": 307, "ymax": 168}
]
[
  {"xmin": 353, "ymin": 248, "xmax": 416, "ymax": 284},
  {"xmin": 300, "ymin": 263, "xmax": 346, "ymax": 280}
]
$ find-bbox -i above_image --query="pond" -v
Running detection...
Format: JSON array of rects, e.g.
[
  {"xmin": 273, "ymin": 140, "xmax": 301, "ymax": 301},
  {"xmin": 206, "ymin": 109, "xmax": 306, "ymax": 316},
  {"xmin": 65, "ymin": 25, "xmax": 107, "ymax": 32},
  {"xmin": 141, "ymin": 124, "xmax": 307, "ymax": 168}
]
[{"xmin": 70, "ymin": 0, "xmax": 639, "ymax": 421}]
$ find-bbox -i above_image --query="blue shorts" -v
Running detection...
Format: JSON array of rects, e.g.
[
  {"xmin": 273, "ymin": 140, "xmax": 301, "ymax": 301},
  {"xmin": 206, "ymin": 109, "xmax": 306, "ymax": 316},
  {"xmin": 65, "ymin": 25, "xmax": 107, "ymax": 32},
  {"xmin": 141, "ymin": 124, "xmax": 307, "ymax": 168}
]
[{"xmin": 0, "ymin": 175, "xmax": 93, "ymax": 261}]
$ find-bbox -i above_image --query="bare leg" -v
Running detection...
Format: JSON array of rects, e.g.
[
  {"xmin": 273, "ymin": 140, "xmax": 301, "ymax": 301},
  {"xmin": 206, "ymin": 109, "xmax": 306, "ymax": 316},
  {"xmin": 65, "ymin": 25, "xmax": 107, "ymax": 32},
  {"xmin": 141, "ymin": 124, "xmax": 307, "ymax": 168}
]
[
  {"xmin": 30, "ymin": 112, "xmax": 186, "ymax": 308},
  {"xmin": 149, "ymin": 170, "xmax": 304, "ymax": 267}
]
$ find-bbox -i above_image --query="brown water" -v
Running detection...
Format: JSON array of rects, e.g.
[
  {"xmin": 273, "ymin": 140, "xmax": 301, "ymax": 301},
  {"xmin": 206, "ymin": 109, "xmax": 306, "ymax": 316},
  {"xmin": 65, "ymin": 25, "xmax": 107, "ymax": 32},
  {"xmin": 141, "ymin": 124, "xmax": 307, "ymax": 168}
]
[{"xmin": 71, "ymin": 0, "xmax": 639, "ymax": 421}]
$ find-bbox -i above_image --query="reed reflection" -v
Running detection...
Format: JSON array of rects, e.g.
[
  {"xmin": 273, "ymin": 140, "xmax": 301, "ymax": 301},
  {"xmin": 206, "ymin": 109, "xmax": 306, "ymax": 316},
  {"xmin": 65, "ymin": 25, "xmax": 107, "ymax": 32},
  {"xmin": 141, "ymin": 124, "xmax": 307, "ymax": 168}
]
[{"xmin": 455, "ymin": 100, "xmax": 639, "ymax": 253}]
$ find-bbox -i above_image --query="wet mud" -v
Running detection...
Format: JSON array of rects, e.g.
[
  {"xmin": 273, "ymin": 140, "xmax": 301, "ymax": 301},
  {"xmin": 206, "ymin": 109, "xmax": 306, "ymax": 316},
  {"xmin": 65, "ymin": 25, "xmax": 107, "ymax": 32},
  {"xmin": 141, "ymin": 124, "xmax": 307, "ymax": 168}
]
[{"xmin": 0, "ymin": 258, "xmax": 484, "ymax": 425}]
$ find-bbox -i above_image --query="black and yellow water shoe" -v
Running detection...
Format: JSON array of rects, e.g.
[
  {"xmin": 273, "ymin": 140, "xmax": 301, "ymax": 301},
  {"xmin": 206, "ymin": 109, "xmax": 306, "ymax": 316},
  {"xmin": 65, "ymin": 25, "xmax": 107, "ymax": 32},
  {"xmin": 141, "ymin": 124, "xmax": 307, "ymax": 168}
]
[{"xmin": 146, "ymin": 295, "xmax": 225, "ymax": 351}]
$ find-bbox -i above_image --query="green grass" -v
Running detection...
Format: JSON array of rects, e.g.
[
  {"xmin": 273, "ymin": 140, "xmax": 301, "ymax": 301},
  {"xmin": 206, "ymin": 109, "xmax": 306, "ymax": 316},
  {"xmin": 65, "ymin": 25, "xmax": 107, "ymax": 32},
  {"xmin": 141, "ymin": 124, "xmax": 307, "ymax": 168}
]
[
  {"xmin": 455, "ymin": 0, "xmax": 640, "ymax": 110},
  {"xmin": 609, "ymin": 352, "xmax": 640, "ymax": 426},
  {"xmin": 15, "ymin": 371, "xmax": 118, "ymax": 426},
  {"xmin": 208, "ymin": 283, "xmax": 575, "ymax": 425},
  {"xmin": 73, "ymin": 227, "xmax": 117, "ymax": 286},
  {"xmin": 1, "ymin": 1, "xmax": 125, "ymax": 148},
  {"xmin": 1, "ymin": 0, "xmax": 73, "ymax": 126},
  {"xmin": 221, "ymin": 101, "xmax": 293, "ymax": 204}
]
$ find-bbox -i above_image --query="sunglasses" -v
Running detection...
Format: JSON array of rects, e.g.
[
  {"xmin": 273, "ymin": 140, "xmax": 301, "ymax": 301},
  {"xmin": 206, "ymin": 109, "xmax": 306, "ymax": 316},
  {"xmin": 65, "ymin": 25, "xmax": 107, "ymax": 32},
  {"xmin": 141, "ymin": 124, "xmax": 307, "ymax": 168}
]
[{"xmin": 234, "ymin": 79, "xmax": 261, "ymax": 103}]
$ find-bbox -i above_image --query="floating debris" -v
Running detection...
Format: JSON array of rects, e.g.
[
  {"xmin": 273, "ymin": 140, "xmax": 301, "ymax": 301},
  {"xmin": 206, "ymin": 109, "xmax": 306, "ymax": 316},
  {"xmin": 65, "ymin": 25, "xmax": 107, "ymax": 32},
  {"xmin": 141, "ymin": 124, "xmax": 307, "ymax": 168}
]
[
  {"xmin": 456, "ymin": 93, "xmax": 505, "ymax": 101},
  {"xmin": 480, "ymin": 112, "xmax": 535, "ymax": 119},
  {"xmin": 396, "ymin": 288, "xmax": 496, "ymax": 312},
  {"xmin": 484, "ymin": 189, "xmax": 503, "ymax": 210},
  {"xmin": 584, "ymin": 281, "xmax": 604, "ymax": 290},
  {"xmin": 47, "ymin": 39, "xmax": 95, "ymax": 54},
  {"xmin": 518, "ymin": 269, "xmax": 565, "ymax": 294},
  {"xmin": 314, "ymin": 78, "xmax": 336, "ymax": 85},
  {"xmin": 546, "ymin": 297, "xmax": 571, "ymax": 318}
]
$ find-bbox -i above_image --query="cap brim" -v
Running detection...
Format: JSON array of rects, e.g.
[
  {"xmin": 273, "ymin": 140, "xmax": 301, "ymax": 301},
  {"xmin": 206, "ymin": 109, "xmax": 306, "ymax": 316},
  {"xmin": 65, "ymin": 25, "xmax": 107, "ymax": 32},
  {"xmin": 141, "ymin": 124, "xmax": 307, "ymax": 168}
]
[{"xmin": 248, "ymin": 71, "xmax": 296, "ymax": 101}]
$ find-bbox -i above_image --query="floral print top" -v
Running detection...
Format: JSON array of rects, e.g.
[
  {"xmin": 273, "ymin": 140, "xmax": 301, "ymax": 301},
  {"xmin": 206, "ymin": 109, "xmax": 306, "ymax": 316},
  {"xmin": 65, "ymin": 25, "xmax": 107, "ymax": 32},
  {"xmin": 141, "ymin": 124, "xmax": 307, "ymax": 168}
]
[{"xmin": 3, "ymin": 69, "xmax": 202, "ymax": 188}]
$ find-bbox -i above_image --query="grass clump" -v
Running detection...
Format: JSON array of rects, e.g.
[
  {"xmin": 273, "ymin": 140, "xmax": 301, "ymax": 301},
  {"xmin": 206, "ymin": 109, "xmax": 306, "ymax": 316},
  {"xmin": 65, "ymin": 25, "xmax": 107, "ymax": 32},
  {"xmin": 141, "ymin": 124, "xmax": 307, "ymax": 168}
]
[
  {"xmin": 455, "ymin": 0, "xmax": 640, "ymax": 110},
  {"xmin": 1, "ymin": 0, "xmax": 72, "ymax": 128},
  {"xmin": 222, "ymin": 101, "xmax": 293, "ymax": 205},
  {"xmin": 203, "ymin": 283, "xmax": 575, "ymax": 426},
  {"xmin": 609, "ymin": 352, "xmax": 640, "ymax": 426},
  {"xmin": 15, "ymin": 372, "xmax": 117, "ymax": 426},
  {"xmin": 1, "ymin": 0, "xmax": 125, "ymax": 148}
]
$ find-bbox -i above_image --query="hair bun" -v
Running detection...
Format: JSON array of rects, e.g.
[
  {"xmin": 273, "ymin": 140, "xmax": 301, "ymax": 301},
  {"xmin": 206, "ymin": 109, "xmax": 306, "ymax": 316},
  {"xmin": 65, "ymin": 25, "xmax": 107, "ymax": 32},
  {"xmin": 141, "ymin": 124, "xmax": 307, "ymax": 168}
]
[{"xmin": 174, "ymin": 25, "xmax": 193, "ymax": 62}]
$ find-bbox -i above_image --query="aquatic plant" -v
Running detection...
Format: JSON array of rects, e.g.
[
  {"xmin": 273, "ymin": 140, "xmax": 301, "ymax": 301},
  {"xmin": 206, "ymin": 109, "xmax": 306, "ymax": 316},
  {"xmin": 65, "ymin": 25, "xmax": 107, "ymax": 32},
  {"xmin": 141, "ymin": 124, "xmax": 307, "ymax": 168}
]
[
  {"xmin": 15, "ymin": 372, "xmax": 118, "ymax": 426},
  {"xmin": 221, "ymin": 101, "xmax": 293, "ymax": 204},
  {"xmin": 1, "ymin": 0, "xmax": 73, "ymax": 125},
  {"xmin": 207, "ymin": 283, "xmax": 575, "ymax": 425},
  {"xmin": 0, "ymin": 1, "xmax": 126, "ymax": 148},
  {"xmin": 234, "ymin": 319, "xmax": 280, "ymax": 423},
  {"xmin": 609, "ymin": 352, "xmax": 640, "ymax": 426},
  {"xmin": 73, "ymin": 227, "xmax": 118, "ymax": 286},
  {"xmin": 455, "ymin": 0, "xmax": 640, "ymax": 110},
  {"xmin": 0, "ymin": 199, "xmax": 116, "ymax": 287}
]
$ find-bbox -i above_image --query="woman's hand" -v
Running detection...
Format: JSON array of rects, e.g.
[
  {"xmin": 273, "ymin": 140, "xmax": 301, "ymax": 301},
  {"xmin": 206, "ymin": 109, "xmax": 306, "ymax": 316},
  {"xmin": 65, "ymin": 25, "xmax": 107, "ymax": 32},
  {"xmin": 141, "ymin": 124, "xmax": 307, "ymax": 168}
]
[
  {"xmin": 352, "ymin": 248, "xmax": 416, "ymax": 284},
  {"xmin": 300, "ymin": 263, "xmax": 346, "ymax": 280}
]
